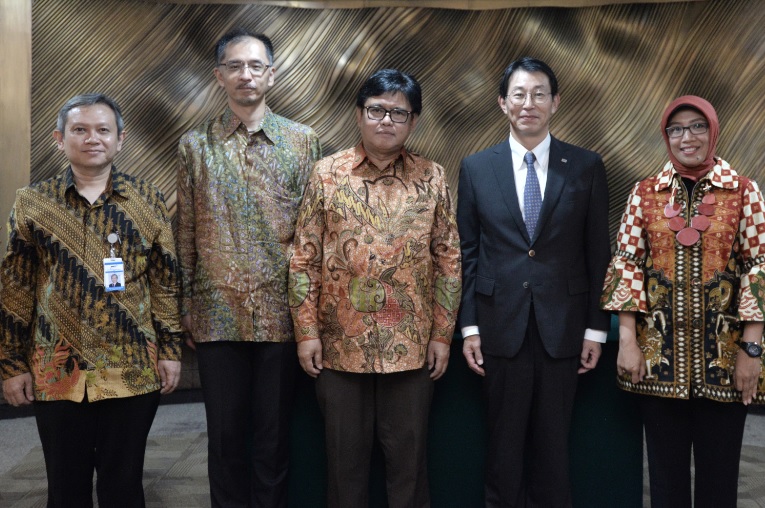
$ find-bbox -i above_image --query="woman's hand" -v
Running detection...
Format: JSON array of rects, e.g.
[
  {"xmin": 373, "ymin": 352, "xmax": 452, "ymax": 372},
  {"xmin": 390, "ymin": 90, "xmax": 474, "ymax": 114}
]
[
  {"xmin": 734, "ymin": 350, "xmax": 762, "ymax": 405},
  {"xmin": 617, "ymin": 312, "xmax": 646, "ymax": 384}
]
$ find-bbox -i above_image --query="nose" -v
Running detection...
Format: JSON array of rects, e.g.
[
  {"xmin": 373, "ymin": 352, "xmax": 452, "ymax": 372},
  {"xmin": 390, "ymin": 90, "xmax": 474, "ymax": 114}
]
[
  {"xmin": 380, "ymin": 112, "xmax": 394, "ymax": 124},
  {"xmin": 681, "ymin": 127, "xmax": 694, "ymax": 140},
  {"xmin": 85, "ymin": 130, "xmax": 99, "ymax": 143}
]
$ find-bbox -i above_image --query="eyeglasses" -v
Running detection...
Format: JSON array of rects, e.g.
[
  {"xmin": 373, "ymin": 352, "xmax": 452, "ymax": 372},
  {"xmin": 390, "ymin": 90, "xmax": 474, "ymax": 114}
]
[
  {"xmin": 365, "ymin": 106, "xmax": 411, "ymax": 123},
  {"xmin": 505, "ymin": 91, "xmax": 552, "ymax": 106},
  {"xmin": 217, "ymin": 60, "xmax": 272, "ymax": 76},
  {"xmin": 665, "ymin": 123, "xmax": 708, "ymax": 138}
]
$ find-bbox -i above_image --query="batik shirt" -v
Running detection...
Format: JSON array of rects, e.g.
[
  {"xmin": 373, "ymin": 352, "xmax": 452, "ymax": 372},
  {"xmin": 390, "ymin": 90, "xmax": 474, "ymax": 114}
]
[
  {"xmin": 601, "ymin": 159, "xmax": 765, "ymax": 403},
  {"xmin": 176, "ymin": 107, "xmax": 320, "ymax": 343},
  {"xmin": 0, "ymin": 168, "xmax": 182, "ymax": 402},
  {"xmin": 289, "ymin": 144, "xmax": 462, "ymax": 374}
]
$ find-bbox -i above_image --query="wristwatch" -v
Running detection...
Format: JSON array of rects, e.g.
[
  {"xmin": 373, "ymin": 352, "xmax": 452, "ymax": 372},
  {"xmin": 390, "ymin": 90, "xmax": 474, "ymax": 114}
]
[{"xmin": 737, "ymin": 341, "xmax": 764, "ymax": 358}]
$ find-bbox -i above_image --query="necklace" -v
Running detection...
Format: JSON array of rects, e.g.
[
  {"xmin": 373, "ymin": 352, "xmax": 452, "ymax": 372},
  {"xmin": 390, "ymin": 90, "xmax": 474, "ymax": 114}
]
[{"xmin": 664, "ymin": 182, "xmax": 715, "ymax": 247}]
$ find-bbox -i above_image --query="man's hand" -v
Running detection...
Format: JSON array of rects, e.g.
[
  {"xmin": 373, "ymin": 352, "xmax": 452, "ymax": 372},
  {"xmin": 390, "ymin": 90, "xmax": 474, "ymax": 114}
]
[
  {"xmin": 734, "ymin": 350, "xmax": 762, "ymax": 405},
  {"xmin": 462, "ymin": 335, "xmax": 485, "ymax": 376},
  {"xmin": 158, "ymin": 360, "xmax": 182, "ymax": 394},
  {"xmin": 298, "ymin": 339, "xmax": 323, "ymax": 378},
  {"xmin": 2, "ymin": 373, "xmax": 34, "ymax": 406},
  {"xmin": 181, "ymin": 314, "xmax": 195, "ymax": 350},
  {"xmin": 427, "ymin": 341, "xmax": 450, "ymax": 380},
  {"xmin": 578, "ymin": 339, "xmax": 602, "ymax": 374}
]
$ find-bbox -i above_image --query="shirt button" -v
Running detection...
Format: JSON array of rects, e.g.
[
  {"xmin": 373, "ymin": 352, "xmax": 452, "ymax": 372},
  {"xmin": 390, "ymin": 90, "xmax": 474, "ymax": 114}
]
[
  {"xmin": 523, "ymin": 282, "xmax": 530, "ymax": 288},
  {"xmin": 691, "ymin": 278, "xmax": 702, "ymax": 287},
  {"xmin": 528, "ymin": 249, "xmax": 536, "ymax": 257},
  {"xmin": 692, "ymin": 318, "xmax": 703, "ymax": 329}
]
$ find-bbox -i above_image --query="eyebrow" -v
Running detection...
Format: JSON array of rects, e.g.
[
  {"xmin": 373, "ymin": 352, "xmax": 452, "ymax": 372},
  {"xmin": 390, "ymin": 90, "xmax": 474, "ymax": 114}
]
[{"xmin": 668, "ymin": 117, "xmax": 706, "ymax": 125}]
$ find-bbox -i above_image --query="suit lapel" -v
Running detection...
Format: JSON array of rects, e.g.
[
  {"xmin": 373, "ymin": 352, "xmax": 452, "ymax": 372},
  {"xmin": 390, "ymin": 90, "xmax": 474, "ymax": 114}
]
[
  {"xmin": 489, "ymin": 141, "xmax": 529, "ymax": 242},
  {"xmin": 534, "ymin": 136, "xmax": 567, "ymax": 242}
]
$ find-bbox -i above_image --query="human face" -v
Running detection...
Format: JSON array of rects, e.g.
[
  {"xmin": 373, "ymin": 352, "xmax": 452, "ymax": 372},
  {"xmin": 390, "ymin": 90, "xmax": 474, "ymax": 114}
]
[
  {"xmin": 214, "ymin": 37, "xmax": 275, "ymax": 108},
  {"xmin": 356, "ymin": 92, "xmax": 418, "ymax": 159},
  {"xmin": 53, "ymin": 104, "xmax": 124, "ymax": 175},
  {"xmin": 666, "ymin": 109, "xmax": 710, "ymax": 168},
  {"xmin": 498, "ymin": 70, "xmax": 559, "ymax": 149}
]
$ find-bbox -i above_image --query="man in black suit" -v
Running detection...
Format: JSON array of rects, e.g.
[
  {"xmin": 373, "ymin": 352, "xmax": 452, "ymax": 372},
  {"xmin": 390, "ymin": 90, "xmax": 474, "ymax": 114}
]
[{"xmin": 457, "ymin": 57, "xmax": 611, "ymax": 507}]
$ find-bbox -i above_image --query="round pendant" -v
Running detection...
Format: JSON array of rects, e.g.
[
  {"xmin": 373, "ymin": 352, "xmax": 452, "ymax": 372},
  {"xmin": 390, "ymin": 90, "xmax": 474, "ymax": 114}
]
[
  {"xmin": 697, "ymin": 203, "xmax": 715, "ymax": 216},
  {"xmin": 691, "ymin": 215, "xmax": 710, "ymax": 231},
  {"xmin": 107, "ymin": 233, "xmax": 119, "ymax": 244},
  {"xmin": 668, "ymin": 216, "xmax": 686, "ymax": 232},
  {"xmin": 664, "ymin": 202, "xmax": 682, "ymax": 218},
  {"xmin": 676, "ymin": 227, "xmax": 701, "ymax": 246}
]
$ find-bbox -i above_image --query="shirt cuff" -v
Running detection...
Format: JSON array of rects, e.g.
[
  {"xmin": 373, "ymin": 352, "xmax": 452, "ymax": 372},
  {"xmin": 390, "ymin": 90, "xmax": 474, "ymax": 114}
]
[
  {"xmin": 461, "ymin": 325, "xmax": 480, "ymax": 338},
  {"xmin": 584, "ymin": 328, "xmax": 608, "ymax": 343}
]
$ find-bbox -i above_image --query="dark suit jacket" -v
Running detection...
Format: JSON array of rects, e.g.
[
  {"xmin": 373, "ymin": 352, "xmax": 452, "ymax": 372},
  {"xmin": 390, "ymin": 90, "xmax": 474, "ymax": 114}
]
[{"xmin": 457, "ymin": 136, "xmax": 611, "ymax": 359}]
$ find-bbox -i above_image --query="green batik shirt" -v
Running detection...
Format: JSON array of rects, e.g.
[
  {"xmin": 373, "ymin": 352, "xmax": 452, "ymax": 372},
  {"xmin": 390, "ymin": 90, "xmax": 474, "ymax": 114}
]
[{"xmin": 176, "ymin": 107, "xmax": 321, "ymax": 344}]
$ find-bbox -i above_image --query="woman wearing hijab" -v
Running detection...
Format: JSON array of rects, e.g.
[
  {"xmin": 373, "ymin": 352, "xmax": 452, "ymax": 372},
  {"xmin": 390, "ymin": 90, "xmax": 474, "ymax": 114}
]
[{"xmin": 601, "ymin": 95, "xmax": 765, "ymax": 508}]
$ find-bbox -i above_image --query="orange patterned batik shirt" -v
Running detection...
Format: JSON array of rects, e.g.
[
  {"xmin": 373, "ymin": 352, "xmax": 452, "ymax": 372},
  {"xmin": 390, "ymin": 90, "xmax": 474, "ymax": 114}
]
[{"xmin": 289, "ymin": 144, "xmax": 461, "ymax": 374}]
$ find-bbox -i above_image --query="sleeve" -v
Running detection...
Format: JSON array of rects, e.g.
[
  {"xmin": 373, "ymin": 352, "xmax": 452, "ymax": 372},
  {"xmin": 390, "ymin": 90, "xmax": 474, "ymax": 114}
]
[
  {"xmin": 584, "ymin": 155, "xmax": 613, "ymax": 331},
  {"xmin": 288, "ymin": 168, "xmax": 325, "ymax": 342},
  {"xmin": 428, "ymin": 165, "xmax": 462, "ymax": 345},
  {"xmin": 736, "ymin": 179, "xmax": 765, "ymax": 321},
  {"xmin": 175, "ymin": 140, "xmax": 197, "ymax": 316},
  {"xmin": 149, "ymin": 191, "xmax": 183, "ymax": 361},
  {"xmin": 0, "ymin": 195, "xmax": 37, "ymax": 379},
  {"xmin": 456, "ymin": 157, "xmax": 479, "ymax": 329},
  {"xmin": 600, "ymin": 181, "xmax": 649, "ymax": 313}
]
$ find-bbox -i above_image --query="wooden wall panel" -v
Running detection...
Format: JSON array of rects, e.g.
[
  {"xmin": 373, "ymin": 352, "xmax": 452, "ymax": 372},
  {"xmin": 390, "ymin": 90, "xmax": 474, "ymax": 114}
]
[
  {"xmin": 0, "ymin": 0, "xmax": 32, "ymax": 255},
  {"xmin": 23, "ymin": 0, "xmax": 765, "ymax": 243}
]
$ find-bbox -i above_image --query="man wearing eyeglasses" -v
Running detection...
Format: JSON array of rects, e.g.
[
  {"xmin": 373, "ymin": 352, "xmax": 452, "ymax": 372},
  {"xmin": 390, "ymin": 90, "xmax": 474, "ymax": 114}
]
[
  {"xmin": 289, "ymin": 69, "xmax": 461, "ymax": 508},
  {"xmin": 457, "ymin": 57, "xmax": 611, "ymax": 507},
  {"xmin": 176, "ymin": 28, "xmax": 320, "ymax": 508}
]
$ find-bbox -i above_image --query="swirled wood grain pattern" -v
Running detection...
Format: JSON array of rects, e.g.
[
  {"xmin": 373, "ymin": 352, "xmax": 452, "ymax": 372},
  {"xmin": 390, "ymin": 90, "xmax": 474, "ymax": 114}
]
[{"xmin": 31, "ymin": 0, "xmax": 765, "ymax": 239}]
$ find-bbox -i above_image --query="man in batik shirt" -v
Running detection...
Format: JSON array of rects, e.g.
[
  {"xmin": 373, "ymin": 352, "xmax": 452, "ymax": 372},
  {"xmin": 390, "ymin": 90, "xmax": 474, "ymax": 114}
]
[
  {"xmin": 176, "ymin": 28, "xmax": 320, "ymax": 508},
  {"xmin": 0, "ymin": 93, "xmax": 182, "ymax": 507},
  {"xmin": 289, "ymin": 69, "xmax": 461, "ymax": 508}
]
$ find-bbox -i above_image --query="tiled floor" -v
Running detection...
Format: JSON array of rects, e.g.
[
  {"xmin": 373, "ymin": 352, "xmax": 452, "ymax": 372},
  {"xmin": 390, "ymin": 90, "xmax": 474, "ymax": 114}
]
[{"xmin": 2, "ymin": 402, "xmax": 764, "ymax": 507}]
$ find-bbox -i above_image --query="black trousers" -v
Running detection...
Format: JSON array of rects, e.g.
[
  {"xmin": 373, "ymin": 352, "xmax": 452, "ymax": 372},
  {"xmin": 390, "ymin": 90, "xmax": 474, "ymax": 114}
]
[
  {"xmin": 315, "ymin": 367, "xmax": 434, "ymax": 508},
  {"xmin": 482, "ymin": 308, "xmax": 580, "ymax": 508},
  {"xmin": 196, "ymin": 341, "xmax": 297, "ymax": 508},
  {"xmin": 33, "ymin": 390, "xmax": 161, "ymax": 508},
  {"xmin": 639, "ymin": 394, "xmax": 748, "ymax": 508}
]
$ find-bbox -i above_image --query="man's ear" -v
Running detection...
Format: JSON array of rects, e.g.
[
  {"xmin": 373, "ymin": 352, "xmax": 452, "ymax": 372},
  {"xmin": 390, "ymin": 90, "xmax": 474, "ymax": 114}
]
[{"xmin": 53, "ymin": 130, "xmax": 64, "ymax": 150}]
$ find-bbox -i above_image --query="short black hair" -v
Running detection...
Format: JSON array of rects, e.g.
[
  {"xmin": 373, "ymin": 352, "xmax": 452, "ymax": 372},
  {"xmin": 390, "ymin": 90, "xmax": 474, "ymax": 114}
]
[
  {"xmin": 356, "ymin": 69, "xmax": 422, "ymax": 115},
  {"xmin": 499, "ymin": 57, "xmax": 558, "ymax": 98},
  {"xmin": 56, "ymin": 93, "xmax": 124, "ymax": 136},
  {"xmin": 214, "ymin": 28, "xmax": 274, "ymax": 65}
]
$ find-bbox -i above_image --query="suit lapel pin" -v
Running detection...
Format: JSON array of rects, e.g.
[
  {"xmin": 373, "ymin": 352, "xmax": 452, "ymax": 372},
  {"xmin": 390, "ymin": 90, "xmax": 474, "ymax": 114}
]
[{"xmin": 561, "ymin": 158, "xmax": 568, "ymax": 163}]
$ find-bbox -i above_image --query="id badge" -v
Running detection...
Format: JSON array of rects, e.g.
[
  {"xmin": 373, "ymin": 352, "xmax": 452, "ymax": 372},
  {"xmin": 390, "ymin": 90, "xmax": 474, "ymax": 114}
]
[{"xmin": 104, "ymin": 258, "xmax": 125, "ymax": 292}]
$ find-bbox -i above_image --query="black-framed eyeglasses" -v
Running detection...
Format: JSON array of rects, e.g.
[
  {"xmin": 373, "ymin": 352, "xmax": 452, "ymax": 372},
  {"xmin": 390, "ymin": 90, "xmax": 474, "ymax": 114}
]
[
  {"xmin": 365, "ymin": 106, "xmax": 411, "ymax": 123},
  {"xmin": 505, "ymin": 91, "xmax": 552, "ymax": 105},
  {"xmin": 217, "ymin": 60, "xmax": 272, "ymax": 76},
  {"xmin": 665, "ymin": 123, "xmax": 709, "ymax": 138}
]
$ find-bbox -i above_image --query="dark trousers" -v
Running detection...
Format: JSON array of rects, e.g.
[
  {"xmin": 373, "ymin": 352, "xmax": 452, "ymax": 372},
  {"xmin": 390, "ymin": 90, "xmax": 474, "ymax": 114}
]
[
  {"xmin": 315, "ymin": 367, "xmax": 434, "ymax": 508},
  {"xmin": 33, "ymin": 390, "xmax": 161, "ymax": 508},
  {"xmin": 483, "ymin": 310, "xmax": 580, "ymax": 508},
  {"xmin": 196, "ymin": 341, "xmax": 297, "ymax": 508},
  {"xmin": 639, "ymin": 394, "xmax": 748, "ymax": 508}
]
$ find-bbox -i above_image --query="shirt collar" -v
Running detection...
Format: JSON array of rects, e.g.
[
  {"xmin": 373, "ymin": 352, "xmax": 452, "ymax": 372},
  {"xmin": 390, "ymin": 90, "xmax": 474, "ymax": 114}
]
[
  {"xmin": 351, "ymin": 142, "xmax": 412, "ymax": 171},
  {"xmin": 509, "ymin": 132, "xmax": 551, "ymax": 171},
  {"xmin": 221, "ymin": 106, "xmax": 276, "ymax": 143},
  {"xmin": 654, "ymin": 158, "xmax": 738, "ymax": 192},
  {"xmin": 63, "ymin": 166, "xmax": 126, "ymax": 198}
]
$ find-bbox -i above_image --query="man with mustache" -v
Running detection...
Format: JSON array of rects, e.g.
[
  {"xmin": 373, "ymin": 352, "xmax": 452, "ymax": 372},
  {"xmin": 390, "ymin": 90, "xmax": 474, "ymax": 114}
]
[{"xmin": 176, "ymin": 28, "xmax": 320, "ymax": 508}]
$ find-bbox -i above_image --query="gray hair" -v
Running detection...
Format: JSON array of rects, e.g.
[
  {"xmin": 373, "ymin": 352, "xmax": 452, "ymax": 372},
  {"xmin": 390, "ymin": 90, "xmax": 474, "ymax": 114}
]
[{"xmin": 56, "ymin": 93, "xmax": 124, "ymax": 136}]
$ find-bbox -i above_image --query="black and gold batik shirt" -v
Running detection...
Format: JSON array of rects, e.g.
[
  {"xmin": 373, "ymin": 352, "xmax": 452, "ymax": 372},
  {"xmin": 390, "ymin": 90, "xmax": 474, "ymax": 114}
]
[{"xmin": 0, "ymin": 167, "xmax": 182, "ymax": 402}]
